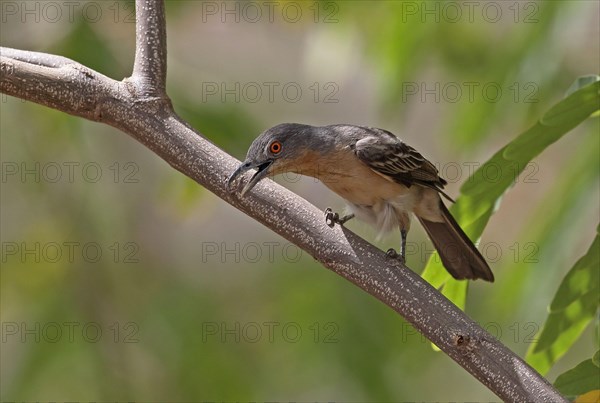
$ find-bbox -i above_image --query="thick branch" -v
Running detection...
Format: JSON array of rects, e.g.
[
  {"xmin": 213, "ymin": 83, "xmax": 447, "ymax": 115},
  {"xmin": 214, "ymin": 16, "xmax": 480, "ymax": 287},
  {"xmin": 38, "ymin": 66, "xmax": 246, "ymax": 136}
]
[
  {"xmin": 1, "ymin": 47, "xmax": 74, "ymax": 68},
  {"xmin": 0, "ymin": 2, "xmax": 567, "ymax": 401},
  {"xmin": 0, "ymin": 48, "xmax": 125, "ymax": 121}
]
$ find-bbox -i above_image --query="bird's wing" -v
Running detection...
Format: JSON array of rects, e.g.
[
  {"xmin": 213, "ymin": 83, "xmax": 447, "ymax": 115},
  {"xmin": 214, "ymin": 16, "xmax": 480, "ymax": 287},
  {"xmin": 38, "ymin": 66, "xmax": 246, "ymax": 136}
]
[{"xmin": 352, "ymin": 129, "xmax": 453, "ymax": 201}]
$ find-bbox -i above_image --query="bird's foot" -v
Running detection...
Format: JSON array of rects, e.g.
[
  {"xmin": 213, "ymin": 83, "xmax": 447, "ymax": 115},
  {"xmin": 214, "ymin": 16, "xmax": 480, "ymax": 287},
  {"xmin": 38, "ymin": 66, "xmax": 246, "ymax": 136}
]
[
  {"xmin": 324, "ymin": 208, "xmax": 354, "ymax": 228},
  {"xmin": 324, "ymin": 208, "xmax": 340, "ymax": 227},
  {"xmin": 386, "ymin": 248, "xmax": 406, "ymax": 264}
]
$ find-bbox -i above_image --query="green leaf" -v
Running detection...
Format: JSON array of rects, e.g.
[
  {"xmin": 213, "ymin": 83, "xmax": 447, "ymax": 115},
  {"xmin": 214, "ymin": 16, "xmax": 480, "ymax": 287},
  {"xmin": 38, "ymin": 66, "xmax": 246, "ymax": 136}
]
[
  {"xmin": 565, "ymin": 75, "xmax": 600, "ymax": 98},
  {"xmin": 554, "ymin": 351, "xmax": 600, "ymax": 396},
  {"xmin": 491, "ymin": 130, "xmax": 599, "ymax": 318},
  {"xmin": 421, "ymin": 78, "xmax": 600, "ymax": 307},
  {"xmin": 550, "ymin": 231, "xmax": 600, "ymax": 311},
  {"xmin": 525, "ymin": 230, "xmax": 600, "ymax": 375},
  {"xmin": 541, "ymin": 78, "xmax": 600, "ymax": 127}
]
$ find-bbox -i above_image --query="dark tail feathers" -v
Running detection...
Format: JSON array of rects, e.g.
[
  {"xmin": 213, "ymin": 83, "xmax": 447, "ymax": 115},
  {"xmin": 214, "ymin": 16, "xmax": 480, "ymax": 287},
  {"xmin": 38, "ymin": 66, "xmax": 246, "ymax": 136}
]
[{"xmin": 418, "ymin": 201, "xmax": 494, "ymax": 282}]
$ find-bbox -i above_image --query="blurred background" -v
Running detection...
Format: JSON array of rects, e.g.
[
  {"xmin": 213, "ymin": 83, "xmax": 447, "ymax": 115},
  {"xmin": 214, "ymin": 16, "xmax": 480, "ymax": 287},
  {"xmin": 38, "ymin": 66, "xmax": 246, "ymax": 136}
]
[{"xmin": 1, "ymin": 0, "xmax": 598, "ymax": 400}]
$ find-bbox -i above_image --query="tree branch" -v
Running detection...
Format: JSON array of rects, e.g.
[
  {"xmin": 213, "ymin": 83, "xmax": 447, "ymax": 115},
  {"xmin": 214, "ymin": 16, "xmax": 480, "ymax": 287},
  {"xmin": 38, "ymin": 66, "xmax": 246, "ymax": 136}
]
[
  {"xmin": 132, "ymin": 0, "xmax": 168, "ymax": 98},
  {"xmin": 0, "ymin": 1, "xmax": 567, "ymax": 401}
]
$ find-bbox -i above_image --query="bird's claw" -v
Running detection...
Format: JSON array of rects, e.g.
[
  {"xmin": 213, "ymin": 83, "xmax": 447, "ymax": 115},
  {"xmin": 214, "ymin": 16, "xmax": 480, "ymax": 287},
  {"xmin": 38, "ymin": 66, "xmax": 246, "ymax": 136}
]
[
  {"xmin": 324, "ymin": 207, "xmax": 339, "ymax": 228},
  {"xmin": 386, "ymin": 248, "xmax": 406, "ymax": 264},
  {"xmin": 325, "ymin": 208, "xmax": 355, "ymax": 228}
]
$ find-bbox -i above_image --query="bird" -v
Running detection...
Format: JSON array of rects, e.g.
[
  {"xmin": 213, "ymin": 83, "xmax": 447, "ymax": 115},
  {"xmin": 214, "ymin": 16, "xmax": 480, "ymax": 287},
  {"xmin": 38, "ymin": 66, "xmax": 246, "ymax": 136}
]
[{"xmin": 226, "ymin": 123, "xmax": 494, "ymax": 282}]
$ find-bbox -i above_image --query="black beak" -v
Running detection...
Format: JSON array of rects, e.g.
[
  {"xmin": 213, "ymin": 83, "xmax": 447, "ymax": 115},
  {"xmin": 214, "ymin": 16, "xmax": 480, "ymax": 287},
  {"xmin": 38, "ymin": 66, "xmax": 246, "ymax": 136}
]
[{"xmin": 226, "ymin": 160, "xmax": 273, "ymax": 196}]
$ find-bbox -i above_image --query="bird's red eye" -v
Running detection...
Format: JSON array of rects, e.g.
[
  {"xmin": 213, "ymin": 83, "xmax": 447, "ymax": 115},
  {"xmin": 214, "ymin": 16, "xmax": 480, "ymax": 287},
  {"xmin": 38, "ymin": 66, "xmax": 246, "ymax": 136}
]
[{"xmin": 270, "ymin": 141, "xmax": 282, "ymax": 154}]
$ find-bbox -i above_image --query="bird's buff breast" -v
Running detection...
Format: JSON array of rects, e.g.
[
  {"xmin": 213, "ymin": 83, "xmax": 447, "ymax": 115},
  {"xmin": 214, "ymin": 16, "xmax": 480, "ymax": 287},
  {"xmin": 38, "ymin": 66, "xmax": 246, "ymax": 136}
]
[
  {"xmin": 279, "ymin": 147, "xmax": 441, "ymax": 232},
  {"xmin": 311, "ymin": 150, "xmax": 421, "ymax": 233}
]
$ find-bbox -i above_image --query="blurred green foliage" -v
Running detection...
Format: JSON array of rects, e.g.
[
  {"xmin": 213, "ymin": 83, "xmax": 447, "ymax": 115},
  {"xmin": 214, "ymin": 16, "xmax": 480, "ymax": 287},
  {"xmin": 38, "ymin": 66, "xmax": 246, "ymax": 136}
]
[
  {"xmin": 554, "ymin": 350, "xmax": 600, "ymax": 398},
  {"xmin": 421, "ymin": 79, "xmax": 599, "ymax": 375},
  {"xmin": 527, "ymin": 226, "xmax": 599, "ymax": 376},
  {"xmin": 1, "ymin": 0, "xmax": 598, "ymax": 401},
  {"xmin": 422, "ymin": 79, "xmax": 599, "ymax": 294}
]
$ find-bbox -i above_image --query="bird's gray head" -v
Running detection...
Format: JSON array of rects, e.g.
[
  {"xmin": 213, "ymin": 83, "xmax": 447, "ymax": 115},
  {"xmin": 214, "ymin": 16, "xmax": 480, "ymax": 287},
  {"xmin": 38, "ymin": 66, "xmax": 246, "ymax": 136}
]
[{"xmin": 226, "ymin": 123, "xmax": 330, "ymax": 196}]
